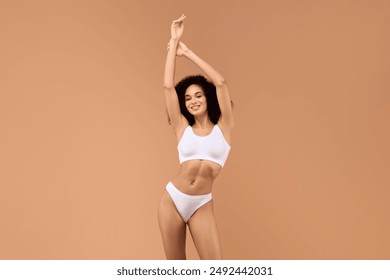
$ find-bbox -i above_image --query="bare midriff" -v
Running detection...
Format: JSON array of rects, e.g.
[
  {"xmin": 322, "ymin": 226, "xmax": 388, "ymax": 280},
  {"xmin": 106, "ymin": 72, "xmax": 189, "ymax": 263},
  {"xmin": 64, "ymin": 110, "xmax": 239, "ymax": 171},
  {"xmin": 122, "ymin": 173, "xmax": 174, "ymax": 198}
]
[{"xmin": 170, "ymin": 159, "xmax": 222, "ymax": 195}]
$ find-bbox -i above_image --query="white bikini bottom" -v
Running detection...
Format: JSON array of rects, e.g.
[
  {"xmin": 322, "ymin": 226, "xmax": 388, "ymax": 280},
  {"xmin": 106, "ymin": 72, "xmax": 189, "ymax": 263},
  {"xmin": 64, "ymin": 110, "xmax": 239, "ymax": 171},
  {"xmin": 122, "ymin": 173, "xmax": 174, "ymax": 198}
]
[{"xmin": 165, "ymin": 181, "xmax": 212, "ymax": 223}]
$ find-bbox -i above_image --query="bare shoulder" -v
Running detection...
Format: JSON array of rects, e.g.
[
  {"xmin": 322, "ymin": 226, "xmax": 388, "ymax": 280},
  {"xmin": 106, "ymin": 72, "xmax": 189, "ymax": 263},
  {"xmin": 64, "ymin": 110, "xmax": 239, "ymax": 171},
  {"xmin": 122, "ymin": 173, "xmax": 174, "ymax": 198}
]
[
  {"xmin": 217, "ymin": 120, "xmax": 233, "ymax": 146},
  {"xmin": 173, "ymin": 119, "xmax": 190, "ymax": 143}
]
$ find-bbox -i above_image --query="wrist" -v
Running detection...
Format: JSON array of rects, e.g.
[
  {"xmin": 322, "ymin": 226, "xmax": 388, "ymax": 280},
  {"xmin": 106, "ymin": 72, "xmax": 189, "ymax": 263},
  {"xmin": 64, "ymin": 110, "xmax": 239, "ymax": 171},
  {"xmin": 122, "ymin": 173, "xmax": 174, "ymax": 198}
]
[
  {"xmin": 170, "ymin": 37, "xmax": 179, "ymax": 44},
  {"xmin": 183, "ymin": 48, "xmax": 194, "ymax": 58}
]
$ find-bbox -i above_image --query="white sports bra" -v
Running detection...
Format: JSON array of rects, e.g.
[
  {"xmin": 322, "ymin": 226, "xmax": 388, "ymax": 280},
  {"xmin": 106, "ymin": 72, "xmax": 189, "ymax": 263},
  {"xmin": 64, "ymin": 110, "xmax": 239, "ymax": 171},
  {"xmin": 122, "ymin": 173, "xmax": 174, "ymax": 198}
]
[{"xmin": 177, "ymin": 124, "xmax": 231, "ymax": 167}]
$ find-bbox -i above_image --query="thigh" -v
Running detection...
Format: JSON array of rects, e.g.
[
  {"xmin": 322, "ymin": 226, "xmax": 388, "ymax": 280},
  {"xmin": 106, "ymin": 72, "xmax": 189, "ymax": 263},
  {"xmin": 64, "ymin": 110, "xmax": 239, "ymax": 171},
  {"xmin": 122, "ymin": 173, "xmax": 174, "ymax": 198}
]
[
  {"xmin": 158, "ymin": 191, "xmax": 187, "ymax": 260},
  {"xmin": 187, "ymin": 200, "xmax": 222, "ymax": 260}
]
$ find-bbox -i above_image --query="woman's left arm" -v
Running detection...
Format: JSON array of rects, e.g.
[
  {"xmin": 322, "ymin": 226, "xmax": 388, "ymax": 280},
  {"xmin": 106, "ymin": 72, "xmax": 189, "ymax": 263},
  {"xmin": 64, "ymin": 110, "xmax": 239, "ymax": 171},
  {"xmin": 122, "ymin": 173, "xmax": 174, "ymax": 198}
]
[{"xmin": 179, "ymin": 42, "xmax": 234, "ymax": 128}]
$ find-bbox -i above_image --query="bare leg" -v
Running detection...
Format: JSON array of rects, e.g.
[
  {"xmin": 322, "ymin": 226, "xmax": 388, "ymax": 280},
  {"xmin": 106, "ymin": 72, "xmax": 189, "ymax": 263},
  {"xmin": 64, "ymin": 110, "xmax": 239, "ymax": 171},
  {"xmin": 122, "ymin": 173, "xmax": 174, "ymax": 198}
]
[
  {"xmin": 187, "ymin": 200, "xmax": 222, "ymax": 259},
  {"xmin": 158, "ymin": 191, "xmax": 187, "ymax": 259}
]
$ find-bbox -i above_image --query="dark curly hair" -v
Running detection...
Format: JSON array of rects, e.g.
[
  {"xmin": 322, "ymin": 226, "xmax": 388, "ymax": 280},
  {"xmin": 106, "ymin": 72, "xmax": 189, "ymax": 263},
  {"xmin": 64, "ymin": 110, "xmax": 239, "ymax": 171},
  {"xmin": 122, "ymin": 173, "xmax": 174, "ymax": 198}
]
[{"xmin": 170, "ymin": 75, "xmax": 222, "ymax": 126}]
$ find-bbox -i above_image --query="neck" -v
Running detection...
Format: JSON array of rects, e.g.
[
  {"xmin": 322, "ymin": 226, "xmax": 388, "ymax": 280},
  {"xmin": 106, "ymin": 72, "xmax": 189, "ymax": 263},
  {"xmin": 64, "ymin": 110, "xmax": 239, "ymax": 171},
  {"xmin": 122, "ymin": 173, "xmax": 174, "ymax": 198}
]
[{"xmin": 194, "ymin": 116, "xmax": 212, "ymax": 129}]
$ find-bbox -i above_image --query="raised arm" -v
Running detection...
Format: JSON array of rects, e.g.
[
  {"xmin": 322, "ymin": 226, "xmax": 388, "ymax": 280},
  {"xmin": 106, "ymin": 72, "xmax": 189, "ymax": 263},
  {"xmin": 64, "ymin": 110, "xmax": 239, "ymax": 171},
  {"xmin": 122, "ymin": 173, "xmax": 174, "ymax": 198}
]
[
  {"xmin": 177, "ymin": 41, "xmax": 234, "ymax": 129},
  {"xmin": 163, "ymin": 15, "xmax": 188, "ymax": 137}
]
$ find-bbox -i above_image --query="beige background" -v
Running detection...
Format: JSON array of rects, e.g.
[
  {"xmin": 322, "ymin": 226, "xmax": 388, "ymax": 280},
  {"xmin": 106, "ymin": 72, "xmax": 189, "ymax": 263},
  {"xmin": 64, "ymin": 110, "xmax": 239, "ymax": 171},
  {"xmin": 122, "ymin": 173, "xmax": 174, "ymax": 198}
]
[{"xmin": 0, "ymin": 0, "xmax": 389, "ymax": 259}]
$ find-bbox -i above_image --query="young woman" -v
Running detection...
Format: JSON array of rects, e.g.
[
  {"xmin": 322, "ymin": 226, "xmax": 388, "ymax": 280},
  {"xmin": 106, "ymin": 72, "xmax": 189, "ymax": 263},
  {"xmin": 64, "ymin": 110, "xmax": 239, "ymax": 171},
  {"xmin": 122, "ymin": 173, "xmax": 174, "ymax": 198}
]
[{"xmin": 158, "ymin": 15, "xmax": 234, "ymax": 260}]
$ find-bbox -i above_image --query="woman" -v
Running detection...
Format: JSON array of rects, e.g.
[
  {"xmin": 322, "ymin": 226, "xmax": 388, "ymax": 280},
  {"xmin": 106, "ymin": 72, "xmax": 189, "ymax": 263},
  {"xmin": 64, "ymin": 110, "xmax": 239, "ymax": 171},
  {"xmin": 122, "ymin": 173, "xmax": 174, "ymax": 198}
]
[{"xmin": 158, "ymin": 15, "xmax": 234, "ymax": 260}]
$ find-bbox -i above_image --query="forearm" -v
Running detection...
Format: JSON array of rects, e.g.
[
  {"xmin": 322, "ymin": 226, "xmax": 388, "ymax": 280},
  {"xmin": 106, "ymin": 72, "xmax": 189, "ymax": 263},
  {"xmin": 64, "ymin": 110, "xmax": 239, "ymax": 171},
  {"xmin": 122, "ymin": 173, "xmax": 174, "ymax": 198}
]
[
  {"xmin": 163, "ymin": 39, "xmax": 179, "ymax": 89},
  {"xmin": 184, "ymin": 49, "xmax": 225, "ymax": 86}
]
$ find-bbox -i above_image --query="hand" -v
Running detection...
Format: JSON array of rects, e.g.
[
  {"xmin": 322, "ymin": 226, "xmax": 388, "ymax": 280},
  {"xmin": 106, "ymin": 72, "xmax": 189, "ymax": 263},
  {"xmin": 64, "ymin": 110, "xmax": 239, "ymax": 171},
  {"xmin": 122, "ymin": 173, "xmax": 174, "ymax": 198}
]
[
  {"xmin": 170, "ymin": 14, "xmax": 186, "ymax": 40},
  {"xmin": 176, "ymin": 41, "xmax": 189, "ymax": 56},
  {"xmin": 167, "ymin": 40, "xmax": 190, "ymax": 57}
]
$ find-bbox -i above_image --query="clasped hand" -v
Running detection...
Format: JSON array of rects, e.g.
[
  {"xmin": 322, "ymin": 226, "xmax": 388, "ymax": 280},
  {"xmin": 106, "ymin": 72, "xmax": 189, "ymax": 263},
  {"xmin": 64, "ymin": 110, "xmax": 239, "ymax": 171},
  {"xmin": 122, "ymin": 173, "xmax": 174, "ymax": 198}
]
[
  {"xmin": 170, "ymin": 14, "xmax": 186, "ymax": 40},
  {"xmin": 167, "ymin": 14, "xmax": 189, "ymax": 57}
]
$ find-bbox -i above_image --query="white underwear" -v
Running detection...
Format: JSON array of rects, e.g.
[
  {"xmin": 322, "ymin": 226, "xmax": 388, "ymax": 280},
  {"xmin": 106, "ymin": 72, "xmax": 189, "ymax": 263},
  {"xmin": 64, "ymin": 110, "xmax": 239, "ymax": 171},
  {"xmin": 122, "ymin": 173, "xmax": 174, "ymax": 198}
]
[{"xmin": 165, "ymin": 181, "xmax": 212, "ymax": 223}]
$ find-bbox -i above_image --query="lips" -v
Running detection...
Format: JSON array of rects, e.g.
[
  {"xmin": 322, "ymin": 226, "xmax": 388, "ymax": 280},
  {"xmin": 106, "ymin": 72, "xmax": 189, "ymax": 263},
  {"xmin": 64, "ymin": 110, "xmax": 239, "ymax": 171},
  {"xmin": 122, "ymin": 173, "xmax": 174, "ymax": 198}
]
[{"xmin": 191, "ymin": 105, "xmax": 200, "ymax": 110}]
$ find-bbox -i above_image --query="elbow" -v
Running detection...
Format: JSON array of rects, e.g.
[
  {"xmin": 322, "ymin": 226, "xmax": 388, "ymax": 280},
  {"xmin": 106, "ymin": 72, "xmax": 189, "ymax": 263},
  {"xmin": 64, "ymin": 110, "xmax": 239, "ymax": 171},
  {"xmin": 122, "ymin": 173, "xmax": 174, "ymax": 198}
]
[
  {"xmin": 214, "ymin": 78, "xmax": 226, "ymax": 87},
  {"xmin": 163, "ymin": 83, "xmax": 174, "ymax": 91}
]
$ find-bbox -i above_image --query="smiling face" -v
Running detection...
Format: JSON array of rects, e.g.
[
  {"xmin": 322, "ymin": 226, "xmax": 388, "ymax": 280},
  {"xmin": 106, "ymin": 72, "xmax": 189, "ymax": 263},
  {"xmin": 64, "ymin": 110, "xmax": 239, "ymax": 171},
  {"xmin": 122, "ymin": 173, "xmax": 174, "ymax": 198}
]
[{"xmin": 184, "ymin": 84, "xmax": 208, "ymax": 116}]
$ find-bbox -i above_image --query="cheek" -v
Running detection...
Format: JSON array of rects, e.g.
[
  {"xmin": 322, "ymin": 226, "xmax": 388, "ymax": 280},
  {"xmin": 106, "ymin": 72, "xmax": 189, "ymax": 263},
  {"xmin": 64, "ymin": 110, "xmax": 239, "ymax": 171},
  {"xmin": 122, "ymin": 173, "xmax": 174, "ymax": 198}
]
[{"xmin": 202, "ymin": 98, "xmax": 208, "ymax": 109}]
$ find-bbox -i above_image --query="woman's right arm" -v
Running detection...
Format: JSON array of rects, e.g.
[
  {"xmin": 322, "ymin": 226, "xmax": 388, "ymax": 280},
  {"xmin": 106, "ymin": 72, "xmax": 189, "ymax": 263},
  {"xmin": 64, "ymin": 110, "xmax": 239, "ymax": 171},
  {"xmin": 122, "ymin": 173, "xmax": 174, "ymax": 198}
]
[{"xmin": 163, "ymin": 15, "xmax": 187, "ymax": 137}]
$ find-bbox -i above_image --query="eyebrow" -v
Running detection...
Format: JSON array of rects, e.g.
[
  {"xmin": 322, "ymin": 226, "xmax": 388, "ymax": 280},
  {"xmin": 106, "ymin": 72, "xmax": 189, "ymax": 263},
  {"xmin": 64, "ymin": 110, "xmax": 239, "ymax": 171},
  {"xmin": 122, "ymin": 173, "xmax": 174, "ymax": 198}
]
[{"xmin": 185, "ymin": 91, "xmax": 204, "ymax": 97}]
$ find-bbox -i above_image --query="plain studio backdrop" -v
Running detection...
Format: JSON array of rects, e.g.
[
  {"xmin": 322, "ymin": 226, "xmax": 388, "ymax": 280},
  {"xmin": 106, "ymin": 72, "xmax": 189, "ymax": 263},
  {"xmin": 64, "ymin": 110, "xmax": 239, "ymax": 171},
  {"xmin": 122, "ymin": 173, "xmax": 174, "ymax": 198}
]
[{"xmin": 0, "ymin": 0, "xmax": 389, "ymax": 259}]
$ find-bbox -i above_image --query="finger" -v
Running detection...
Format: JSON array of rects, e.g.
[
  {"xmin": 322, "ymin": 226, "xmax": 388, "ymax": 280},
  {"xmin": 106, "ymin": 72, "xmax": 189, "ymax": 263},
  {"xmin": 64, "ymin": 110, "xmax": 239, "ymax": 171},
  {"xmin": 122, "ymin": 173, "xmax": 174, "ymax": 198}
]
[
  {"xmin": 173, "ymin": 19, "xmax": 185, "ymax": 25},
  {"xmin": 179, "ymin": 16, "xmax": 186, "ymax": 23},
  {"xmin": 173, "ymin": 15, "xmax": 184, "ymax": 23},
  {"xmin": 173, "ymin": 15, "xmax": 186, "ymax": 24}
]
